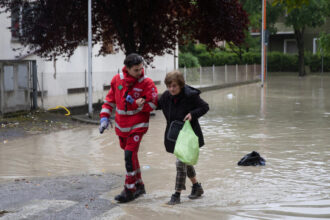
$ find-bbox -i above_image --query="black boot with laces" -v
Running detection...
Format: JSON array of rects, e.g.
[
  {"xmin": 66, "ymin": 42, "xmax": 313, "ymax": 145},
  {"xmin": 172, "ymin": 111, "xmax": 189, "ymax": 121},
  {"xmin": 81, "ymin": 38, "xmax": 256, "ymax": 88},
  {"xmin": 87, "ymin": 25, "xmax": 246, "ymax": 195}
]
[
  {"xmin": 167, "ymin": 192, "xmax": 180, "ymax": 205},
  {"xmin": 114, "ymin": 188, "xmax": 135, "ymax": 203},
  {"xmin": 188, "ymin": 183, "xmax": 204, "ymax": 199},
  {"xmin": 134, "ymin": 183, "xmax": 146, "ymax": 198}
]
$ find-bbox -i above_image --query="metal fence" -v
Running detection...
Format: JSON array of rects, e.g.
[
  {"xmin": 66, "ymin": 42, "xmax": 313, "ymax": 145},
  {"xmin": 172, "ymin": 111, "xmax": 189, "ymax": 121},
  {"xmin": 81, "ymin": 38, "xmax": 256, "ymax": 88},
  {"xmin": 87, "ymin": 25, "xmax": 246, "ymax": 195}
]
[
  {"xmin": 35, "ymin": 64, "xmax": 260, "ymax": 109},
  {"xmin": 179, "ymin": 64, "xmax": 261, "ymax": 87}
]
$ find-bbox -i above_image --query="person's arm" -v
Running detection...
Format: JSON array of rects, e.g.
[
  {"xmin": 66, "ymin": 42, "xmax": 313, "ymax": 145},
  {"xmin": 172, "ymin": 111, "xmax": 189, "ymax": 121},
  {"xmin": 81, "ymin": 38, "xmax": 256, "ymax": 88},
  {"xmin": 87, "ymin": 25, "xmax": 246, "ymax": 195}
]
[
  {"xmin": 156, "ymin": 93, "xmax": 163, "ymax": 110},
  {"xmin": 189, "ymin": 95, "xmax": 209, "ymax": 120},
  {"xmin": 131, "ymin": 80, "xmax": 158, "ymax": 112},
  {"xmin": 100, "ymin": 77, "xmax": 116, "ymax": 119}
]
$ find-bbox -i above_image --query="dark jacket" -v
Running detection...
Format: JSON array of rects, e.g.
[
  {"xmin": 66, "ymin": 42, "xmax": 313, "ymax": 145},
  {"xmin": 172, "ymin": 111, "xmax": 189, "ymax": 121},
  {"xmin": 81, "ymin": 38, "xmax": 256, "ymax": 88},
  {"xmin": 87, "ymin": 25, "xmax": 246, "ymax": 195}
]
[{"xmin": 157, "ymin": 85, "xmax": 209, "ymax": 153}]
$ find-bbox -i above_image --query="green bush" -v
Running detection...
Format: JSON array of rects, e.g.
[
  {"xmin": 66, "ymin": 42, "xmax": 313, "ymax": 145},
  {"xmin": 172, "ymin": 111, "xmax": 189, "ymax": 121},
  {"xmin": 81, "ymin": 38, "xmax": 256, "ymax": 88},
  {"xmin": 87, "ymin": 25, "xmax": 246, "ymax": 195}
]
[
  {"xmin": 223, "ymin": 53, "xmax": 241, "ymax": 65},
  {"xmin": 179, "ymin": 49, "xmax": 330, "ymax": 72},
  {"xmin": 179, "ymin": 52, "xmax": 200, "ymax": 68},
  {"xmin": 196, "ymin": 52, "xmax": 215, "ymax": 66},
  {"xmin": 195, "ymin": 51, "xmax": 240, "ymax": 66},
  {"xmin": 193, "ymin": 44, "xmax": 208, "ymax": 55},
  {"xmin": 283, "ymin": 54, "xmax": 299, "ymax": 72},
  {"xmin": 242, "ymin": 52, "xmax": 260, "ymax": 64},
  {"xmin": 306, "ymin": 54, "xmax": 330, "ymax": 72},
  {"xmin": 267, "ymin": 52, "xmax": 330, "ymax": 72},
  {"xmin": 267, "ymin": 52, "xmax": 299, "ymax": 72},
  {"xmin": 267, "ymin": 52, "xmax": 283, "ymax": 71}
]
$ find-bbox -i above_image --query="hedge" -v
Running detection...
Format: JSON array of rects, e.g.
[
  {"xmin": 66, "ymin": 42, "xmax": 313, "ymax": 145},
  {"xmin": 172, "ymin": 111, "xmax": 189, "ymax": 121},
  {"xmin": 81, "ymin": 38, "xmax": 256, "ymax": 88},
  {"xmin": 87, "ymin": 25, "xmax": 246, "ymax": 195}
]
[
  {"xmin": 178, "ymin": 52, "xmax": 200, "ymax": 68},
  {"xmin": 308, "ymin": 54, "xmax": 330, "ymax": 72},
  {"xmin": 179, "ymin": 51, "xmax": 330, "ymax": 72}
]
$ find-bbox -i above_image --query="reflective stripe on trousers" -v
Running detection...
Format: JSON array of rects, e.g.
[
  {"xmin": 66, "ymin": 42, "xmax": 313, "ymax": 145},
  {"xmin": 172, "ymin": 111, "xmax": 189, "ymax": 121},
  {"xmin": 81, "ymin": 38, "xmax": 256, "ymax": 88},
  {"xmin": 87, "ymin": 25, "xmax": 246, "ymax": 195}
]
[
  {"xmin": 126, "ymin": 168, "xmax": 141, "ymax": 177},
  {"xmin": 125, "ymin": 179, "xmax": 143, "ymax": 189}
]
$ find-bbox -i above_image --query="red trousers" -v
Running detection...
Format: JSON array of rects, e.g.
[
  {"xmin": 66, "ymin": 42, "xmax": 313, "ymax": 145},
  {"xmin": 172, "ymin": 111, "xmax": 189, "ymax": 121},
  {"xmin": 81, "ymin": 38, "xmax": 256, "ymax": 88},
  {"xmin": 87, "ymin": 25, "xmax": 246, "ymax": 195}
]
[{"xmin": 119, "ymin": 133, "xmax": 144, "ymax": 192}]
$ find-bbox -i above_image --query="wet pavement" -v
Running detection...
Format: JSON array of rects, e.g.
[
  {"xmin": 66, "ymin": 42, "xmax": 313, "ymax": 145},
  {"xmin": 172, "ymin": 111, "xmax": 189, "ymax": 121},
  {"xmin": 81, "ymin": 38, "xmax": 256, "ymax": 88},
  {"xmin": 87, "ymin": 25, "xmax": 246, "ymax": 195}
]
[
  {"xmin": 0, "ymin": 111, "xmax": 83, "ymax": 142},
  {"xmin": 0, "ymin": 74, "xmax": 330, "ymax": 219},
  {"xmin": 0, "ymin": 174, "xmax": 121, "ymax": 220}
]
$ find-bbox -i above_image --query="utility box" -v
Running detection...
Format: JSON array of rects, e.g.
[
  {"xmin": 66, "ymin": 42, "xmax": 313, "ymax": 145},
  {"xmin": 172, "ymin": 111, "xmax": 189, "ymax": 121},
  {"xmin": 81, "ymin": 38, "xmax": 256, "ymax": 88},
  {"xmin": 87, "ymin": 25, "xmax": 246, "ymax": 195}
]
[{"xmin": 0, "ymin": 60, "xmax": 32, "ymax": 114}]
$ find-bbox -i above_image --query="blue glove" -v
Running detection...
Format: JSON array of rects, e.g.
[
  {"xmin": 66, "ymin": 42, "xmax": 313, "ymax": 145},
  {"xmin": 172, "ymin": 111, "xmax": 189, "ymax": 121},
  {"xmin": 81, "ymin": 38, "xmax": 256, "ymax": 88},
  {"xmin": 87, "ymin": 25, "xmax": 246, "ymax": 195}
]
[
  {"xmin": 125, "ymin": 95, "xmax": 134, "ymax": 104},
  {"xmin": 99, "ymin": 117, "xmax": 109, "ymax": 134}
]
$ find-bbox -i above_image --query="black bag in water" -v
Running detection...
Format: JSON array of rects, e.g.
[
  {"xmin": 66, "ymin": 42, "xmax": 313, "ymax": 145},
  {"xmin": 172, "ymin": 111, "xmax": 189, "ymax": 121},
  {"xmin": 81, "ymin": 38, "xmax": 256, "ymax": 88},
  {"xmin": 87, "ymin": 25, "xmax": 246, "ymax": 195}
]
[
  {"xmin": 167, "ymin": 120, "xmax": 184, "ymax": 142},
  {"xmin": 237, "ymin": 151, "xmax": 266, "ymax": 166}
]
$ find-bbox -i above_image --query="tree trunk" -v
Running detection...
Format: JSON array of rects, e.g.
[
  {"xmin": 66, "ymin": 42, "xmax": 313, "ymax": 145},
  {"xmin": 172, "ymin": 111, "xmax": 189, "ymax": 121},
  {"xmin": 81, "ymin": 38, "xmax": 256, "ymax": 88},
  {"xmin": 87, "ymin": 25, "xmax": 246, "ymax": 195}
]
[{"xmin": 294, "ymin": 27, "xmax": 305, "ymax": 77}]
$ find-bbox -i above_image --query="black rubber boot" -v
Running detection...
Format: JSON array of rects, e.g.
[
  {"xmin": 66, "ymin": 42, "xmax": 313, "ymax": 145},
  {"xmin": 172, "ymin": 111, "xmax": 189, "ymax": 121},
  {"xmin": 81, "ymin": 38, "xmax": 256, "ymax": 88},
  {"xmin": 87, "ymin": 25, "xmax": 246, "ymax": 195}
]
[
  {"xmin": 188, "ymin": 183, "xmax": 204, "ymax": 199},
  {"xmin": 167, "ymin": 193, "xmax": 180, "ymax": 205},
  {"xmin": 134, "ymin": 184, "xmax": 146, "ymax": 198},
  {"xmin": 114, "ymin": 188, "xmax": 135, "ymax": 203}
]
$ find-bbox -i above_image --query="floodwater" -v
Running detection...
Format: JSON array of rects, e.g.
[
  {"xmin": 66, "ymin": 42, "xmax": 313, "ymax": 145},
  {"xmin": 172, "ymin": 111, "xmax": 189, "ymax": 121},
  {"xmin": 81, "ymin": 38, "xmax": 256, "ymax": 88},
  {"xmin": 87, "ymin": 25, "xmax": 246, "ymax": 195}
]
[{"xmin": 1, "ymin": 74, "xmax": 330, "ymax": 219}]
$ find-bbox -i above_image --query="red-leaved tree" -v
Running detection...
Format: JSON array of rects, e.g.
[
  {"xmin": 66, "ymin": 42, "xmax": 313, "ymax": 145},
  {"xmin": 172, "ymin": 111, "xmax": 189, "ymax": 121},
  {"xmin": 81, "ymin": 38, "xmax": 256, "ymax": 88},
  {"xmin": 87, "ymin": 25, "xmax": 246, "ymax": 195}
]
[{"xmin": 0, "ymin": 0, "xmax": 248, "ymax": 63}]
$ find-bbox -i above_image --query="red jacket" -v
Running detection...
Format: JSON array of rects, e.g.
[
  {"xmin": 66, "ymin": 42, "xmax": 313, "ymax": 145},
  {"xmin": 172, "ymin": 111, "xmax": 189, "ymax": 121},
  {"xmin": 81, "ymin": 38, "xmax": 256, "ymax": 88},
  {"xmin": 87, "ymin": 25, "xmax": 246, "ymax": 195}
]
[{"xmin": 100, "ymin": 67, "xmax": 158, "ymax": 137}]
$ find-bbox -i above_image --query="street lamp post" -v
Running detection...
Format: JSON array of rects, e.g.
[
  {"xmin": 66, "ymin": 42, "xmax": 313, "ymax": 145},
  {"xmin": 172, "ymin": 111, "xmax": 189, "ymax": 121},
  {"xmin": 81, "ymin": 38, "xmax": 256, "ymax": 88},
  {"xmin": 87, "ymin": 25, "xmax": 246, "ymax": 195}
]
[
  {"xmin": 88, "ymin": 0, "xmax": 93, "ymax": 117},
  {"xmin": 261, "ymin": 0, "xmax": 267, "ymax": 87}
]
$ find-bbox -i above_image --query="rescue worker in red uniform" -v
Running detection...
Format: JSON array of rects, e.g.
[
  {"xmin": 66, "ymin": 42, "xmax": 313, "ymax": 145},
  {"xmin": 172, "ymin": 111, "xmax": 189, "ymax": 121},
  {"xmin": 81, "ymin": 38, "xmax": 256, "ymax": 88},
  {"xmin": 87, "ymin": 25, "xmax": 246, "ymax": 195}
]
[{"xmin": 99, "ymin": 53, "xmax": 158, "ymax": 203}]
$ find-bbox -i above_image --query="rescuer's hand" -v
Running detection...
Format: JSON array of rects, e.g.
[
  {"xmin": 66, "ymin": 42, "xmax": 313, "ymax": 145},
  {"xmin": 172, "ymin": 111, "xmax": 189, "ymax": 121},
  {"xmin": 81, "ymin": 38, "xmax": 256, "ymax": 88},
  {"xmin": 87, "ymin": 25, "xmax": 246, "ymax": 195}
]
[{"xmin": 99, "ymin": 117, "xmax": 109, "ymax": 134}]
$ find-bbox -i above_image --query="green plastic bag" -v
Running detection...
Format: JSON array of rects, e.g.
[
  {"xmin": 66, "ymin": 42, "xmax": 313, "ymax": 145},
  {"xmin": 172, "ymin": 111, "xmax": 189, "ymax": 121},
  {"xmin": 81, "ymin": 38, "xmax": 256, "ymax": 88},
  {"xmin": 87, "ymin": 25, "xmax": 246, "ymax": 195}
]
[{"xmin": 174, "ymin": 121, "xmax": 199, "ymax": 165}]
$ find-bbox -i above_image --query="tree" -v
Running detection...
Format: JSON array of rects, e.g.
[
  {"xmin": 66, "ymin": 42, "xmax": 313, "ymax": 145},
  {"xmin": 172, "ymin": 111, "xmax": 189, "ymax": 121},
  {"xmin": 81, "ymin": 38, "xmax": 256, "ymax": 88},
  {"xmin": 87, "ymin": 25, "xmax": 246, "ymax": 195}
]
[
  {"xmin": 0, "ymin": 0, "xmax": 248, "ymax": 64},
  {"xmin": 279, "ymin": 0, "xmax": 330, "ymax": 76},
  {"xmin": 319, "ymin": 33, "xmax": 330, "ymax": 55},
  {"xmin": 225, "ymin": 0, "xmax": 283, "ymax": 61},
  {"xmin": 240, "ymin": 0, "xmax": 283, "ymax": 33},
  {"xmin": 272, "ymin": 0, "xmax": 310, "ymax": 12}
]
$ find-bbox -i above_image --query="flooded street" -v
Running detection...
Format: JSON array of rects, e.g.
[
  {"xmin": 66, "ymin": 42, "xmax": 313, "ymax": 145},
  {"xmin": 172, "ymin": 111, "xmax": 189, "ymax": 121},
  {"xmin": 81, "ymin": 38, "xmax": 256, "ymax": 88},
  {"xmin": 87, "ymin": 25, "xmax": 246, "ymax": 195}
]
[{"xmin": 1, "ymin": 74, "xmax": 330, "ymax": 219}]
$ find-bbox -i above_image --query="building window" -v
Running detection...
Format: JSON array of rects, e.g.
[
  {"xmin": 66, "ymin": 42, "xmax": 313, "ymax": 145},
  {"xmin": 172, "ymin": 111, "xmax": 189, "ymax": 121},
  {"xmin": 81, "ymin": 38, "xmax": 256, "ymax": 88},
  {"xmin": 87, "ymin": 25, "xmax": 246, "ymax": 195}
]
[
  {"xmin": 284, "ymin": 39, "xmax": 298, "ymax": 54},
  {"xmin": 11, "ymin": 6, "xmax": 21, "ymax": 40},
  {"xmin": 313, "ymin": 38, "xmax": 319, "ymax": 54},
  {"xmin": 11, "ymin": 3, "xmax": 35, "ymax": 41}
]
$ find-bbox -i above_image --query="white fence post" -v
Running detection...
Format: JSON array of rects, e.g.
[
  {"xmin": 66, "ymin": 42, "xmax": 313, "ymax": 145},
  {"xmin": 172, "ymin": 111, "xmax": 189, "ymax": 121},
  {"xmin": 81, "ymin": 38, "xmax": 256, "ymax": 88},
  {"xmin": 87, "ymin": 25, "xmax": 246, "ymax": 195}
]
[
  {"xmin": 225, "ymin": 64, "xmax": 228, "ymax": 83},
  {"xmin": 184, "ymin": 66, "xmax": 187, "ymax": 82},
  {"xmin": 200, "ymin": 66, "xmax": 202, "ymax": 87},
  {"xmin": 212, "ymin": 64, "xmax": 215, "ymax": 84},
  {"xmin": 41, "ymin": 72, "xmax": 44, "ymax": 109},
  {"xmin": 246, "ymin": 64, "xmax": 248, "ymax": 81},
  {"xmin": 236, "ymin": 64, "xmax": 238, "ymax": 82},
  {"xmin": 84, "ymin": 69, "xmax": 87, "ymax": 105}
]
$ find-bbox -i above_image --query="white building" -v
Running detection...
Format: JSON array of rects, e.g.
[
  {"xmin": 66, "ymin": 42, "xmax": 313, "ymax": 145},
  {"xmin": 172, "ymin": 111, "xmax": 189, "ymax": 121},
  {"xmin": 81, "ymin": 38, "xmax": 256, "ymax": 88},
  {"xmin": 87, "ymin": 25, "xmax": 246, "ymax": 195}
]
[{"xmin": 0, "ymin": 9, "xmax": 177, "ymax": 111}]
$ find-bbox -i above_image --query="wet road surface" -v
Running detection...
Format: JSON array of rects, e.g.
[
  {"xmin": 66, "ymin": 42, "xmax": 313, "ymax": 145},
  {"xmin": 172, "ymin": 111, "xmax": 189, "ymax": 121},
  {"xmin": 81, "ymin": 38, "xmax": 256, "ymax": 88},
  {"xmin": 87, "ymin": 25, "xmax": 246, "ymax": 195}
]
[{"xmin": 0, "ymin": 74, "xmax": 330, "ymax": 219}]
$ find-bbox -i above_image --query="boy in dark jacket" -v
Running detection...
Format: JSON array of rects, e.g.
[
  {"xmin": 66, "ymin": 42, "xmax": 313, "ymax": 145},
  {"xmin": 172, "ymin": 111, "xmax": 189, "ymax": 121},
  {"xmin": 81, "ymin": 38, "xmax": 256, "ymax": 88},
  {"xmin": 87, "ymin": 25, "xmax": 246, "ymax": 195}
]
[{"xmin": 157, "ymin": 70, "xmax": 209, "ymax": 205}]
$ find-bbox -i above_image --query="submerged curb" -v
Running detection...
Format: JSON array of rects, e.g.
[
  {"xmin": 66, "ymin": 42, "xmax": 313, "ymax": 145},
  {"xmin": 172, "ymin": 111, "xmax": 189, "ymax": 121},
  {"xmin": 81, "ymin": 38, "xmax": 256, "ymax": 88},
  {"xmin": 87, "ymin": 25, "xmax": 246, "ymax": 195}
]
[
  {"xmin": 71, "ymin": 115, "xmax": 99, "ymax": 125},
  {"xmin": 198, "ymin": 79, "xmax": 260, "ymax": 92},
  {"xmin": 71, "ymin": 79, "xmax": 260, "ymax": 125}
]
